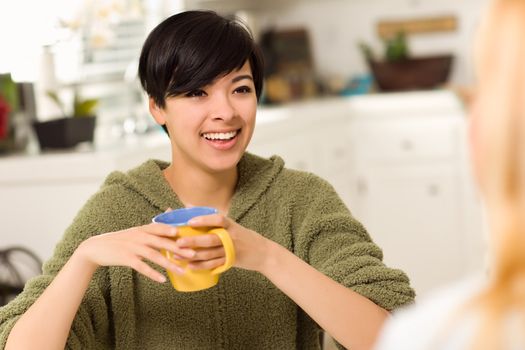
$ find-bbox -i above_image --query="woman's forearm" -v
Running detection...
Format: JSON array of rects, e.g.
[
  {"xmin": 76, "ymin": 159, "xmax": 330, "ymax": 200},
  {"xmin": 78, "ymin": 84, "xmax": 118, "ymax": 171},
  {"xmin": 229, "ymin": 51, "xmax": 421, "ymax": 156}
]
[
  {"xmin": 260, "ymin": 240, "xmax": 389, "ymax": 350},
  {"xmin": 5, "ymin": 250, "xmax": 97, "ymax": 350}
]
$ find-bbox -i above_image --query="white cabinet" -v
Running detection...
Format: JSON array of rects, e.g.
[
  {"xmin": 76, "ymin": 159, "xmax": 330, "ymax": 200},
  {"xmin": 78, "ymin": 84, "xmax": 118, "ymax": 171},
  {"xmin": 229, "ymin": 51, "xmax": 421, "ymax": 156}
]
[
  {"xmin": 353, "ymin": 163, "xmax": 466, "ymax": 293},
  {"xmin": 313, "ymin": 122, "xmax": 355, "ymax": 210},
  {"xmin": 1, "ymin": 180, "xmax": 102, "ymax": 262},
  {"xmin": 249, "ymin": 131, "xmax": 318, "ymax": 172},
  {"xmin": 345, "ymin": 93, "xmax": 482, "ymax": 295},
  {"xmin": 0, "ymin": 135, "xmax": 171, "ymax": 262}
]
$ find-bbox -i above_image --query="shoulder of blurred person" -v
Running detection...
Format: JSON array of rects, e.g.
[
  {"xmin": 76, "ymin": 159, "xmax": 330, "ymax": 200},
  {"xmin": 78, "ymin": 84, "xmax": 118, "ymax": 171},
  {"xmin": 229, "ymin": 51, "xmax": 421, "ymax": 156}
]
[{"xmin": 373, "ymin": 275, "xmax": 486, "ymax": 350}]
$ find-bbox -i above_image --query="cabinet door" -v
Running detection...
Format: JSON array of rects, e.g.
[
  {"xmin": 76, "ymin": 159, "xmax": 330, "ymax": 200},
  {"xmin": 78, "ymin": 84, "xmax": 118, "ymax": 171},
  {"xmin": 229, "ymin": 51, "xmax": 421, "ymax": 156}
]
[
  {"xmin": 249, "ymin": 131, "xmax": 319, "ymax": 172},
  {"xmin": 1, "ymin": 181, "xmax": 102, "ymax": 262},
  {"xmin": 314, "ymin": 123, "xmax": 354, "ymax": 209},
  {"xmin": 353, "ymin": 117, "xmax": 458, "ymax": 163},
  {"xmin": 353, "ymin": 165, "xmax": 467, "ymax": 296}
]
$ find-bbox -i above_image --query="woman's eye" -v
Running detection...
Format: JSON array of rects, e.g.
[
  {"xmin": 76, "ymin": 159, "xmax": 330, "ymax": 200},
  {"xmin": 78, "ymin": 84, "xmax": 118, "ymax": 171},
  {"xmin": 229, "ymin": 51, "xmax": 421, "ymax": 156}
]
[
  {"xmin": 185, "ymin": 90, "xmax": 206, "ymax": 97},
  {"xmin": 234, "ymin": 86, "xmax": 252, "ymax": 94}
]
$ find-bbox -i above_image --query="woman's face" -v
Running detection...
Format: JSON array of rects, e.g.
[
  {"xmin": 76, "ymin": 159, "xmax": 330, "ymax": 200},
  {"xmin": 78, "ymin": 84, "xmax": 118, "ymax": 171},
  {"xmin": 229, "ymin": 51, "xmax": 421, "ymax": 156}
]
[{"xmin": 150, "ymin": 61, "xmax": 257, "ymax": 174}]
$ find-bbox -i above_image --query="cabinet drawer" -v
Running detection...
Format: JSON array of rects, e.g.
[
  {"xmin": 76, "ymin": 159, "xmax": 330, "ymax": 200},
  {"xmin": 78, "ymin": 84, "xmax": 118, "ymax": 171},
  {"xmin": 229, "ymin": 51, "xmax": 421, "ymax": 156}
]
[{"xmin": 353, "ymin": 119, "xmax": 458, "ymax": 161}]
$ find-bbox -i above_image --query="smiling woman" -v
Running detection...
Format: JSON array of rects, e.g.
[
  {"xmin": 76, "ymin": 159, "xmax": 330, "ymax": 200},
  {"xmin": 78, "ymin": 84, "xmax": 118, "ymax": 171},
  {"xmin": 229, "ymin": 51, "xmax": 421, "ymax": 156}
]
[
  {"xmin": 138, "ymin": 10, "xmax": 263, "ymax": 191},
  {"xmin": 0, "ymin": 10, "xmax": 414, "ymax": 350}
]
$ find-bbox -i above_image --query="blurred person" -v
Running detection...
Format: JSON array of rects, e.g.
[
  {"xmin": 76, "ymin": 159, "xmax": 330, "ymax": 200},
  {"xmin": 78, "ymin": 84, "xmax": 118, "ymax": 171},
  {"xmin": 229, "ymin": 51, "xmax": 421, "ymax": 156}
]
[
  {"xmin": 0, "ymin": 10, "xmax": 414, "ymax": 350},
  {"xmin": 374, "ymin": 0, "xmax": 525, "ymax": 349}
]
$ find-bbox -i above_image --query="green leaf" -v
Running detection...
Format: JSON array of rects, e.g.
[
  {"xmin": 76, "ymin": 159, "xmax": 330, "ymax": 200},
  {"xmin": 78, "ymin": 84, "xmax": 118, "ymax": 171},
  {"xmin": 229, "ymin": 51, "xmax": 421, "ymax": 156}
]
[
  {"xmin": 45, "ymin": 90, "xmax": 66, "ymax": 116},
  {"xmin": 385, "ymin": 31, "xmax": 410, "ymax": 62},
  {"xmin": 357, "ymin": 41, "xmax": 375, "ymax": 62},
  {"xmin": 73, "ymin": 99, "xmax": 98, "ymax": 117}
]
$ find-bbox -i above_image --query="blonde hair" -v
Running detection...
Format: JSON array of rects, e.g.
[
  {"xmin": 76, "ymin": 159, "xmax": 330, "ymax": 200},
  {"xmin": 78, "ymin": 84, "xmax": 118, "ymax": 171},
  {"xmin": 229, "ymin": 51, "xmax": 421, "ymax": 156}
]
[{"xmin": 468, "ymin": 0, "xmax": 525, "ymax": 348}]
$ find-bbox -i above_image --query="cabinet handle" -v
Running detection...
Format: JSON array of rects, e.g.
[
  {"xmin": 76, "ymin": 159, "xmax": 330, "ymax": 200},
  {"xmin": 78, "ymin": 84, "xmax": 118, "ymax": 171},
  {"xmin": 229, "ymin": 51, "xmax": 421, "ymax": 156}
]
[
  {"xmin": 401, "ymin": 139, "xmax": 413, "ymax": 151},
  {"xmin": 333, "ymin": 148, "xmax": 345, "ymax": 158},
  {"xmin": 427, "ymin": 184, "xmax": 440, "ymax": 196},
  {"xmin": 357, "ymin": 178, "xmax": 368, "ymax": 195}
]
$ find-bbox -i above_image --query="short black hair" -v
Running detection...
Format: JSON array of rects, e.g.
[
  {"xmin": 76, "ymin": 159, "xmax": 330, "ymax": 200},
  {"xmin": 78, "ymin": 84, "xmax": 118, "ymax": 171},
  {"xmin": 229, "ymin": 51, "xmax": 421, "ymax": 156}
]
[{"xmin": 138, "ymin": 10, "xmax": 264, "ymax": 109}]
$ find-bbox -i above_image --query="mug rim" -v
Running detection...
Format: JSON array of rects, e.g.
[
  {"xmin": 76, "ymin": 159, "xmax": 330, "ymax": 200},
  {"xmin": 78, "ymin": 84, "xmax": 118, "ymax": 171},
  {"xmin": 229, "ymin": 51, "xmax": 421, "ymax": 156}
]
[{"xmin": 152, "ymin": 206, "xmax": 218, "ymax": 226}]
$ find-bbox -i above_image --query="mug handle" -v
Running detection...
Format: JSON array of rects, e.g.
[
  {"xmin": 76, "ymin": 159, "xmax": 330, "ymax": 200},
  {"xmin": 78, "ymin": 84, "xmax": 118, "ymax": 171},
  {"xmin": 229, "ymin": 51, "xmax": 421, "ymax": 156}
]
[{"xmin": 208, "ymin": 228, "xmax": 236, "ymax": 274}]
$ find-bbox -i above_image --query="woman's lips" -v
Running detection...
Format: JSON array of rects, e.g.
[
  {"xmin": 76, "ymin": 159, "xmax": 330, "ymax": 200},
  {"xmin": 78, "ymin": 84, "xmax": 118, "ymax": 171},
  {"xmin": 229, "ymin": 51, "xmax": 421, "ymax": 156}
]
[{"xmin": 201, "ymin": 129, "xmax": 241, "ymax": 151}]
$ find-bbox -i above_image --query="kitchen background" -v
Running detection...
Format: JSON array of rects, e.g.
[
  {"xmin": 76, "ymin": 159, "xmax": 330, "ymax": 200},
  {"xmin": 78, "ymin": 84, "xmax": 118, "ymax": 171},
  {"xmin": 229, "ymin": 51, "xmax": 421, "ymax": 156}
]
[{"xmin": 0, "ymin": 0, "xmax": 491, "ymax": 345}]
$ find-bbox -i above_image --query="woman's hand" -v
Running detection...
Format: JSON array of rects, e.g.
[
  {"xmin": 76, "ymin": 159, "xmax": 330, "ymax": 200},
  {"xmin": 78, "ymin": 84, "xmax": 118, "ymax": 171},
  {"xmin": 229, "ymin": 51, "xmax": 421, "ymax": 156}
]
[
  {"xmin": 75, "ymin": 223, "xmax": 196, "ymax": 283},
  {"xmin": 175, "ymin": 213, "xmax": 272, "ymax": 272}
]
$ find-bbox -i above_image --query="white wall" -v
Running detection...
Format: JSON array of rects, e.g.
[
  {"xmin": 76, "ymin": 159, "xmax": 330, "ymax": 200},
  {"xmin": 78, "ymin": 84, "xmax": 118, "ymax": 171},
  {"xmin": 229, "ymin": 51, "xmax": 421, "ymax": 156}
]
[{"xmin": 253, "ymin": 0, "xmax": 491, "ymax": 85}]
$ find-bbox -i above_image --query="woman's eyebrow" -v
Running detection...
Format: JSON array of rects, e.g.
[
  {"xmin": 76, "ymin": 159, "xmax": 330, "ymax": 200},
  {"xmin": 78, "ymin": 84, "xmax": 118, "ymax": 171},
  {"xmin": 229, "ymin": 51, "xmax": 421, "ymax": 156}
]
[{"xmin": 232, "ymin": 74, "xmax": 253, "ymax": 83}]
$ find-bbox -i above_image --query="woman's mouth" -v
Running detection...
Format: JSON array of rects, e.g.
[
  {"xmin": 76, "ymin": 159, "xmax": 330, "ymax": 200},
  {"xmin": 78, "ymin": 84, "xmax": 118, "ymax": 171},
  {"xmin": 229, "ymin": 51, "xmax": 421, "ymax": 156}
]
[
  {"xmin": 201, "ymin": 129, "xmax": 239, "ymax": 141},
  {"xmin": 200, "ymin": 129, "xmax": 241, "ymax": 150}
]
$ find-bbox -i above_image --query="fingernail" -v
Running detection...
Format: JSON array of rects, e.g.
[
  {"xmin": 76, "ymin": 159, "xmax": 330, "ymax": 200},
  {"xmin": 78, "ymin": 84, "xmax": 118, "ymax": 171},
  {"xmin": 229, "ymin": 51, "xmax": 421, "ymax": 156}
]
[
  {"xmin": 169, "ymin": 227, "xmax": 177, "ymax": 236},
  {"xmin": 158, "ymin": 275, "xmax": 167, "ymax": 283},
  {"xmin": 185, "ymin": 250, "xmax": 196, "ymax": 258},
  {"xmin": 188, "ymin": 218, "xmax": 199, "ymax": 225}
]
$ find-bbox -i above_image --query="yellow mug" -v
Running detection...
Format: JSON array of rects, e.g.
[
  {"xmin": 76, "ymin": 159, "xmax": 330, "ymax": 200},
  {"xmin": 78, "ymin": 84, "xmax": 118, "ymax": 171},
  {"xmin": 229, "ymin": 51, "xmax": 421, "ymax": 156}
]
[{"xmin": 152, "ymin": 207, "xmax": 236, "ymax": 292}]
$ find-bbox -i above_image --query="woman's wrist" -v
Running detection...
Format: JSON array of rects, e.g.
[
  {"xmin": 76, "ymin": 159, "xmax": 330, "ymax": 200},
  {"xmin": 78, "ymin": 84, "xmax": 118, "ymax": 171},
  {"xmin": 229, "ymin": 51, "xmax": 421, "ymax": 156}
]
[
  {"xmin": 257, "ymin": 239, "xmax": 285, "ymax": 277},
  {"xmin": 72, "ymin": 241, "xmax": 99, "ymax": 275}
]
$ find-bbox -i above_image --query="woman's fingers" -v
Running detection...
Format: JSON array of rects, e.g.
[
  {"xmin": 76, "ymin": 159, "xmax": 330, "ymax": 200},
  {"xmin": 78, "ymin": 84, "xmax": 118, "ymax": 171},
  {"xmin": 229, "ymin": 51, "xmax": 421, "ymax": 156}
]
[
  {"xmin": 191, "ymin": 246, "xmax": 225, "ymax": 262},
  {"xmin": 130, "ymin": 258, "xmax": 168, "ymax": 283},
  {"xmin": 135, "ymin": 245, "xmax": 184, "ymax": 274},
  {"xmin": 188, "ymin": 257, "xmax": 226, "ymax": 270},
  {"xmin": 140, "ymin": 234, "xmax": 196, "ymax": 259},
  {"xmin": 176, "ymin": 233, "xmax": 222, "ymax": 249},
  {"xmin": 142, "ymin": 223, "xmax": 178, "ymax": 237},
  {"xmin": 187, "ymin": 213, "xmax": 228, "ymax": 228}
]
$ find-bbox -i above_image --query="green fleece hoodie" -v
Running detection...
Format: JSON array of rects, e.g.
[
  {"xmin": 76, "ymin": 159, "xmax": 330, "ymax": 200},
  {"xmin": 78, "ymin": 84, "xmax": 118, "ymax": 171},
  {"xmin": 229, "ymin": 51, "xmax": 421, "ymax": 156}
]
[{"xmin": 0, "ymin": 153, "xmax": 414, "ymax": 349}]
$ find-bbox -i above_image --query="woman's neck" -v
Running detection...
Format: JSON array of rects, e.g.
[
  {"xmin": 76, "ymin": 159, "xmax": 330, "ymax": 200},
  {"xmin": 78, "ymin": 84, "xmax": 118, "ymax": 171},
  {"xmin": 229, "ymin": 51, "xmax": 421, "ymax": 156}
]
[{"xmin": 162, "ymin": 163, "xmax": 238, "ymax": 215}]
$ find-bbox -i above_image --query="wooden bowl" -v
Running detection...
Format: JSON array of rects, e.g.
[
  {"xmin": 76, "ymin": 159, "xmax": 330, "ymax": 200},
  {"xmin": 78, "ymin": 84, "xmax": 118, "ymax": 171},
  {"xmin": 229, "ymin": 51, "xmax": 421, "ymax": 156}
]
[{"xmin": 368, "ymin": 55, "xmax": 453, "ymax": 91}]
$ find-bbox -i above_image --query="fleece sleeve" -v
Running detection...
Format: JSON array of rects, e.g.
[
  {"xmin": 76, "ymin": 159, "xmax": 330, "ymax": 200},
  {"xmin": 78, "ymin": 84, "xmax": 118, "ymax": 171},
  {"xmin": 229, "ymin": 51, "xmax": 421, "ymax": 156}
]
[
  {"xmin": 293, "ymin": 174, "xmax": 416, "ymax": 311},
  {"xmin": 0, "ymin": 185, "xmax": 130, "ymax": 350}
]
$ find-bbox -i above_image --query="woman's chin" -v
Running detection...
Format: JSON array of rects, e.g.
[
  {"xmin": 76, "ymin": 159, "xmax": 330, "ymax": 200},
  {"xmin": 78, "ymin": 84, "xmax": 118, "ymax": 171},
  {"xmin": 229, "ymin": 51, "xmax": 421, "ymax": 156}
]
[{"xmin": 204, "ymin": 153, "xmax": 244, "ymax": 173}]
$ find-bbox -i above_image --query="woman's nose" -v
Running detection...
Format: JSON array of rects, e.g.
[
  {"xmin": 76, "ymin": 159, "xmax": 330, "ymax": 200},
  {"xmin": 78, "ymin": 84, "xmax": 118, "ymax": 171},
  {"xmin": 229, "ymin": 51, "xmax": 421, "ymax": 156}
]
[{"xmin": 210, "ymin": 94, "xmax": 236, "ymax": 121}]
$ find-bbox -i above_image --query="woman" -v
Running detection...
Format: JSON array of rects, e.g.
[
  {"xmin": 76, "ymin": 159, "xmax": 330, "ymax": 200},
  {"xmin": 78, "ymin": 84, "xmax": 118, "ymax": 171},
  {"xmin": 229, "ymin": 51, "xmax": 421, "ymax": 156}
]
[
  {"xmin": 374, "ymin": 0, "xmax": 525, "ymax": 349},
  {"xmin": 0, "ymin": 11, "xmax": 414, "ymax": 349}
]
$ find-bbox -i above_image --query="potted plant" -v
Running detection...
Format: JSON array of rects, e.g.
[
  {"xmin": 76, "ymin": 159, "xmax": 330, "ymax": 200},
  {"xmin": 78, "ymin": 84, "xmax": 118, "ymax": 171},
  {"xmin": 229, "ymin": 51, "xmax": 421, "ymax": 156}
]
[
  {"xmin": 33, "ymin": 89, "xmax": 98, "ymax": 149},
  {"xmin": 359, "ymin": 32, "xmax": 453, "ymax": 91}
]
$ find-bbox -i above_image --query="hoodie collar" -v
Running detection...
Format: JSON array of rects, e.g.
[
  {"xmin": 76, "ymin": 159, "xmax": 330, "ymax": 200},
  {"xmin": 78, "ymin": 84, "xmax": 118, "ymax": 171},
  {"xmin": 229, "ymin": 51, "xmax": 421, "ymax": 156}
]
[
  {"xmin": 229, "ymin": 152, "xmax": 284, "ymax": 222},
  {"xmin": 125, "ymin": 152, "xmax": 284, "ymax": 221}
]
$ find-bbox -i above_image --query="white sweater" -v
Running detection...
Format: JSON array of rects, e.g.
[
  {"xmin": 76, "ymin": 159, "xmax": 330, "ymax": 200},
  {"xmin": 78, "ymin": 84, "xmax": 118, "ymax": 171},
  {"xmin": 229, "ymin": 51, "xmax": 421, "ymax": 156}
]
[{"xmin": 374, "ymin": 274, "xmax": 525, "ymax": 350}]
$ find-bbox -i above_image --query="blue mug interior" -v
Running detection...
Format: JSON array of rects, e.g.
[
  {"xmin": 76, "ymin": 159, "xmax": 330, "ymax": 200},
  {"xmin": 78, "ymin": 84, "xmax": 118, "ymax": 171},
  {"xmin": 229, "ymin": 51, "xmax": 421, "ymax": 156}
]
[{"xmin": 152, "ymin": 206, "xmax": 218, "ymax": 226}]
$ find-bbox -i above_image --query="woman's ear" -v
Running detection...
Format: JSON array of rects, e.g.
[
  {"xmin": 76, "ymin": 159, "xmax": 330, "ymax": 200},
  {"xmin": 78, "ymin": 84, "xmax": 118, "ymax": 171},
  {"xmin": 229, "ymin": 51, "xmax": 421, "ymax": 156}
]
[{"xmin": 149, "ymin": 98, "xmax": 167, "ymax": 125}]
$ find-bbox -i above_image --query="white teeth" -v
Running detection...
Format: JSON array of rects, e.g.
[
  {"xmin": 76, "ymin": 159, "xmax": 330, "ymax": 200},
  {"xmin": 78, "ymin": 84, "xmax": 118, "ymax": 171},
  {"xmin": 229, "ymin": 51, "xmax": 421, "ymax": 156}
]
[{"xmin": 202, "ymin": 130, "xmax": 238, "ymax": 140}]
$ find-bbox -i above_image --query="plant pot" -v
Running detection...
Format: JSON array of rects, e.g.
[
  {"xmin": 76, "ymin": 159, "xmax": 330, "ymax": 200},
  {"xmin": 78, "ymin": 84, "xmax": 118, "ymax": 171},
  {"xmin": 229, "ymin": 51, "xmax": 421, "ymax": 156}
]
[
  {"xmin": 33, "ymin": 116, "xmax": 96, "ymax": 149},
  {"xmin": 367, "ymin": 54, "xmax": 453, "ymax": 92}
]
